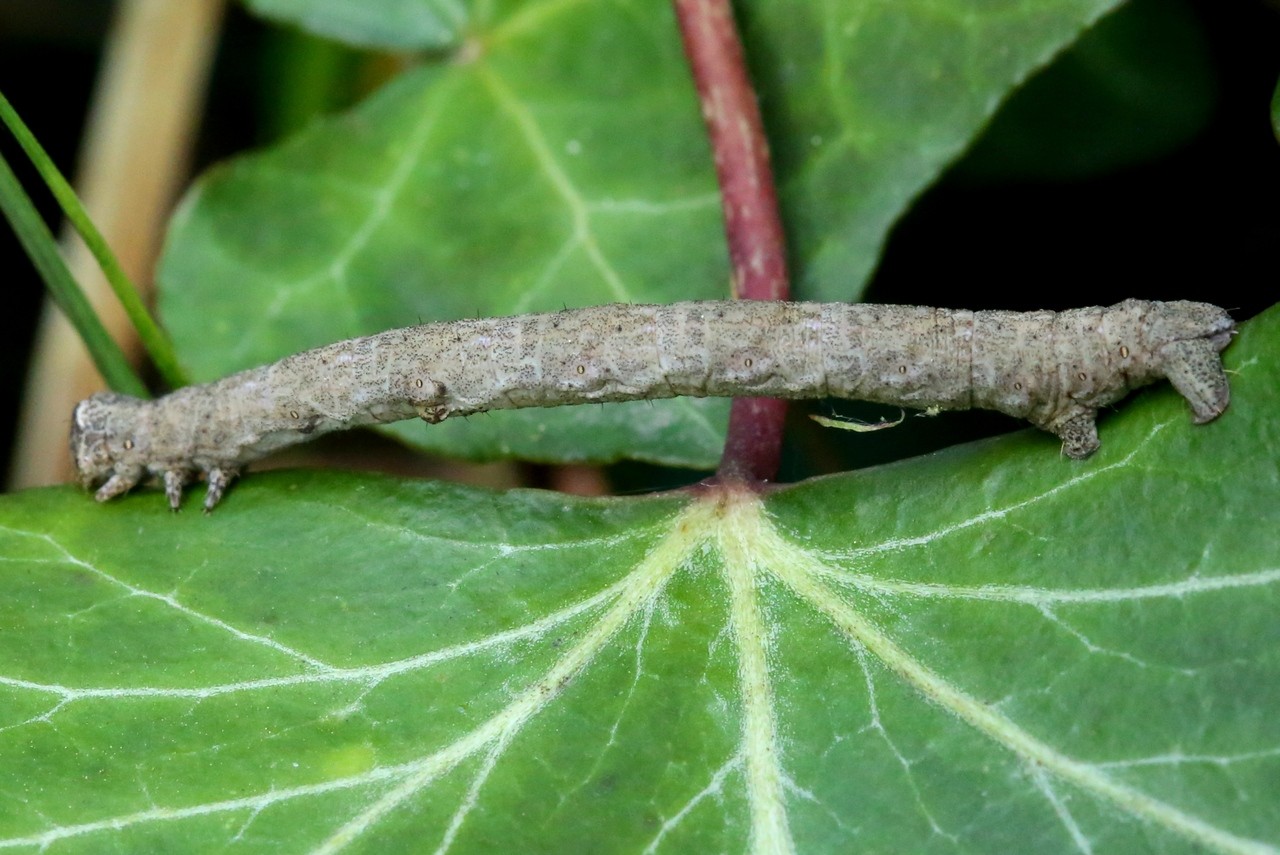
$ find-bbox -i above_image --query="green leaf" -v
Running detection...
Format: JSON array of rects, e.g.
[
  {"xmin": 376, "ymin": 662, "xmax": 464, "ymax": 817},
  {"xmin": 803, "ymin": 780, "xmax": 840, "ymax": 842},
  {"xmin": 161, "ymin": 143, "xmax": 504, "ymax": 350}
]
[
  {"xmin": 1272, "ymin": 74, "xmax": 1280, "ymax": 143},
  {"xmin": 2, "ymin": 306, "xmax": 1275, "ymax": 851},
  {"xmin": 243, "ymin": 0, "xmax": 468, "ymax": 52},
  {"xmin": 956, "ymin": 0, "xmax": 1216, "ymax": 182},
  {"xmin": 158, "ymin": 0, "xmax": 1123, "ymax": 466},
  {"xmin": 159, "ymin": 4, "xmax": 729, "ymax": 466},
  {"xmin": 739, "ymin": 0, "xmax": 1124, "ymax": 295}
]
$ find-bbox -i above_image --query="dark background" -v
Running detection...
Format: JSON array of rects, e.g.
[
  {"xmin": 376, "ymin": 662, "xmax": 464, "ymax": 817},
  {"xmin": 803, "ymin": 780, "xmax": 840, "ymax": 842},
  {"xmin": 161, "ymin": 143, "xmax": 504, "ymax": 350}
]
[{"xmin": 1, "ymin": 0, "xmax": 1277, "ymax": 489}]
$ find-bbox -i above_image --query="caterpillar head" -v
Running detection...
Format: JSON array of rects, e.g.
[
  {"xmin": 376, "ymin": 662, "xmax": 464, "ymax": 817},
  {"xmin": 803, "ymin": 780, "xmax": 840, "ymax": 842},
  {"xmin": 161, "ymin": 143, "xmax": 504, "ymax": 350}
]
[
  {"xmin": 1140, "ymin": 301, "xmax": 1236, "ymax": 424},
  {"xmin": 70, "ymin": 392, "xmax": 150, "ymax": 501},
  {"xmin": 1144, "ymin": 301, "xmax": 1236, "ymax": 352}
]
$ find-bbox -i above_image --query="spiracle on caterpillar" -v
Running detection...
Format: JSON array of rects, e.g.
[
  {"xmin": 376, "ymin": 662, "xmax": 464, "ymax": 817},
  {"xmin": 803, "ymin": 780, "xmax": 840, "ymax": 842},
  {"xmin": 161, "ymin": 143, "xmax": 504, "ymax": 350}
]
[{"xmin": 69, "ymin": 299, "xmax": 1235, "ymax": 511}]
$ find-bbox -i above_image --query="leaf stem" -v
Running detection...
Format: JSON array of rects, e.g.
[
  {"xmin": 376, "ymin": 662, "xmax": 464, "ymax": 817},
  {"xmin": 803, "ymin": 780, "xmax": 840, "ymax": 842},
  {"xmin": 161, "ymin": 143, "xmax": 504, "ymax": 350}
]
[{"xmin": 674, "ymin": 0, "xmax": 791, "ymax": 483}]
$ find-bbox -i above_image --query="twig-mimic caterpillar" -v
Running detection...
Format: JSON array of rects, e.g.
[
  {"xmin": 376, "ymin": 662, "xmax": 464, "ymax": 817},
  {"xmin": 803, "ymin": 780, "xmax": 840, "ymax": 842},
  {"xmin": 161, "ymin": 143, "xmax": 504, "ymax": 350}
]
[{"xmin": 71, "ymin": 299, "xmax": 1235, "ymax": 510}]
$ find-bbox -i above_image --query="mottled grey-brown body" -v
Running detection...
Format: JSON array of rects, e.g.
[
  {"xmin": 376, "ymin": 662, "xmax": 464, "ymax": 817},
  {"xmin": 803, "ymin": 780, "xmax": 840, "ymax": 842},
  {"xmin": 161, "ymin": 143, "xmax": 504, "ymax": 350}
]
[{"xmin": 70, "ymin": 299, "xmax": 1234, "ymax": 510}]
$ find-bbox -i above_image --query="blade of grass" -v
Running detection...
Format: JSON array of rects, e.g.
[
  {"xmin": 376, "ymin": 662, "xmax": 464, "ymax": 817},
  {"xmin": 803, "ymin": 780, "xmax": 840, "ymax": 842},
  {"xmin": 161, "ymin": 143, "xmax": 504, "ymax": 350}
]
[
  {"xmin": 0, "ymin": 149, "xmax": 147, "ymax": 398},
  {"xmin": 0, "ymin": 90, "xmax": 187, "ymax": 389}
]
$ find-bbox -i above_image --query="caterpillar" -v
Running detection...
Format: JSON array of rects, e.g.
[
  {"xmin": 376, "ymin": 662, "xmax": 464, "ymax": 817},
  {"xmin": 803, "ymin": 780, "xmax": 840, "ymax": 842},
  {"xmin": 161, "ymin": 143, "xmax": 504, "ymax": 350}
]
[{"xmin": 70, "ymin": 299, "xmax": 1235, "ymax": 511}]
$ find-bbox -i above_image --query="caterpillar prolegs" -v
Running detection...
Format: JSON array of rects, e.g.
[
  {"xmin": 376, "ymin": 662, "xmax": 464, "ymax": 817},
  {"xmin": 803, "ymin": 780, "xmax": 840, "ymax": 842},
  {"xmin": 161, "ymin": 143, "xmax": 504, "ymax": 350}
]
[{"xmin": 70, "ymin": 299, "xmax": 1235, "ymax": 510}]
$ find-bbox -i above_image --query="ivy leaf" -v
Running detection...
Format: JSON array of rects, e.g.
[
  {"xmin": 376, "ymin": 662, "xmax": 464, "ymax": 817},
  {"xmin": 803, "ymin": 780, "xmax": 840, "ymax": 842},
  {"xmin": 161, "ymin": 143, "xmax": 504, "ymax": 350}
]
[
  {"xmin": 2, "ymin": 307, "xmax": 1274, "ymax": 851},
  {"xmin": 955, "ymin": 0, "xmax": 1216, "ymax": 182},
  {"xmin": 1272, "ymin": 73, "xmax": 1280, "ymax": 142},
  {"xmin": 242, "ymin": 0, "xmax": 467, "ymax": 51},
  {"xmin": 158, "ymin": 0, "xmax": 1123, "ymax": 466}
]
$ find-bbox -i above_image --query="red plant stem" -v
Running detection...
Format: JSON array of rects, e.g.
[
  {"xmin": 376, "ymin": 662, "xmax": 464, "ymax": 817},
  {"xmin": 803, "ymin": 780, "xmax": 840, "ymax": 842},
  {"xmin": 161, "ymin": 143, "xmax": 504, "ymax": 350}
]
[{"xmin": 674, "ymin": 0, "xmax": 791, "ymax": 484}]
